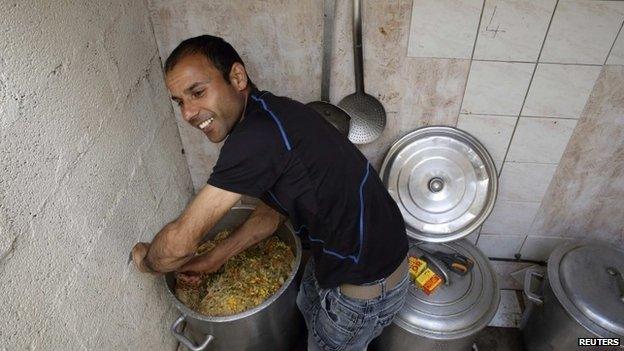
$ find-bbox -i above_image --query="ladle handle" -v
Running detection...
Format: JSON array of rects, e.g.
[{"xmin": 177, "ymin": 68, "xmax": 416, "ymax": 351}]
[
  {"xmin": 321, "ymin": 0, "xmax": 336, "ymax": 101},
  {"xmin": 421, "ymin": 252, "xmax": 451, "ymax": 286},
  {"xmin": 352, "ymin": 0, "xmax": 364, "ymax": 93},
  {"xmin": 171, "ymin": 315, "xmax": 214, "ymax": 351}
]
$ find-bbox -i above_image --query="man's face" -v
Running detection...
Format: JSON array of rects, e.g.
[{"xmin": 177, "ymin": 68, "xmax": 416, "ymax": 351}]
[{"xmin": 165, "ymin": 53, "xmax": 248, "ymax": 143}]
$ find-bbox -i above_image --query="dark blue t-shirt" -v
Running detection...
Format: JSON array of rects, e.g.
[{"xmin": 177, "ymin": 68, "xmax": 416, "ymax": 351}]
[{"xmin": 208, "ymin": 90, "xmax": 408, "ymax": 288}]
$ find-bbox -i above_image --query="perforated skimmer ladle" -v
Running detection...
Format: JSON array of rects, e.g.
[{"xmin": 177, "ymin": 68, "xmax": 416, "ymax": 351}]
[{"xmin": 338, "ymin": 0, "xmax": 386, "ymax": 144}]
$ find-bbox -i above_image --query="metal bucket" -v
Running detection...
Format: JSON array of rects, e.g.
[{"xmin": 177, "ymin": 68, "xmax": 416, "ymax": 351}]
[{"xmin": 164, "ymin": 206, "xmax": 303, "ymax": 351}]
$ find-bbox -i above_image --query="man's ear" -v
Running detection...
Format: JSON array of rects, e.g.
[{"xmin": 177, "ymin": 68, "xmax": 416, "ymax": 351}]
[{"xmin": 229, "ymin": 62, "xmax": 248, "ymax": 91}]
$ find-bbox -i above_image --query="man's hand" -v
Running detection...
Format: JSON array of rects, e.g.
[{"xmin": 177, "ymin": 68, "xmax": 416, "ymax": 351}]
[
  {"xmin": 131, "ymin": 242, "xmax": 155, "ymax": 273},
  {"xmin": 175, "ymin": 249, "xmax": 228, "ymax": 286},
  {"xmin": 177, "ymin": 249, "xmax": 228, "ymax": 274}
]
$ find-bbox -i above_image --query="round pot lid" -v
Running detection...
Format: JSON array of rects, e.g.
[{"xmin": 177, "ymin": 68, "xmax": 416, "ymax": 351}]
[
  {"xmin": 380, "ymin": 126, "xmax": 498, "ymax": 242},
  {"xmin": 394, "ymin": 239, "xmax": 500, "ymax": 340},
  {"xmin": 548, "ymin": 241, "xmax": 624, "ymax": 337}
]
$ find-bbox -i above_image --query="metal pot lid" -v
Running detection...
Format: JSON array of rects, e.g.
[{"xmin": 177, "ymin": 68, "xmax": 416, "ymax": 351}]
[
  {"xmin": 548, "ymin": 241, "xmax": 624, "ymax": 337},
  {"xmin": 380, "ymin": 126, "xmax": 498, "ymax": 242},
  {"xmin": 394, "ymin": 239, "xmax": 500, "ymax": 340}
]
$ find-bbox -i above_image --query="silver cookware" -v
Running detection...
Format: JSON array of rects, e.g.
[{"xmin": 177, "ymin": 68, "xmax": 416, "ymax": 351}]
[
  {"xmin": 338, "ymin": 0, "xmax": 386, "ymax": 144},
  {"xmin": 307, "ymin": 0, "xmax": 351, "ymax": 136},
  {"xmin": 164, "ymin": 206, "xmax": 303, "ymax": 351},
  {"xmin": 522, "ymin": 241, "xmax": 624, "ymax": 350},
  {"xmin": 371, "ymin": 239, "xmax": 500, "ymax": 351},
  {"xmin": 380, "ymin": 126, "xmax": 498, "ymax": 243}
]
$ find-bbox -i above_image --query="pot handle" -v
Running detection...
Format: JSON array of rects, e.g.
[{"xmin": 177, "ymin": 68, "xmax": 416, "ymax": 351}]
[
  {"xmin": 606, "ymin": 267, "xmax": 624, "ymax": 303},
  {"xmin": 524, "ymin": 268, "xmax": 544, "ymax": 305},
  {"xmin": 171, "ymin": 315, "xmax": 214, "ymax": 351}
]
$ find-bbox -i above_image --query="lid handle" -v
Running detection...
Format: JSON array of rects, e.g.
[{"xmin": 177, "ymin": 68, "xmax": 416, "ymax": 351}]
[{"xmin": 606, "ymin": 267, "xmax": 624, "ymax": 303}]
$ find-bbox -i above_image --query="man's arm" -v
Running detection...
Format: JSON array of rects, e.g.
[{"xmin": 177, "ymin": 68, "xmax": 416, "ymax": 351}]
[
  {"xmin": 132, "ymin": 184, "xmax": 241, "ymax": 273},
  {"xmin": 176, "ymin": 201, "xmax": 285, "ymax": 273}
]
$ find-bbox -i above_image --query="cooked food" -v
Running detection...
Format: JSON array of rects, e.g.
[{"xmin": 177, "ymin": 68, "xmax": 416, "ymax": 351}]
[{"xmin": 174, "ymin": 230, "xmax": 295, "ymax": 316}]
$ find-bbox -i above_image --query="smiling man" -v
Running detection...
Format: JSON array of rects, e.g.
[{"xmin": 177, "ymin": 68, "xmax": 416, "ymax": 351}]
[{"xmin": 131, "ymin": 35, "xmax": 409, "ymax": 351}]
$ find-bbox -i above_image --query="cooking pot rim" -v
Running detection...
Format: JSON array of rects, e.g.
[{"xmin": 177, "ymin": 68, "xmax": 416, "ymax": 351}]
[{"xmin": 163, "ymin": 205, "xmax": 303, "ymax": 322}]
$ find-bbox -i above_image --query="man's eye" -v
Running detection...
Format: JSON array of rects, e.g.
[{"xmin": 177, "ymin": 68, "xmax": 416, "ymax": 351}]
[
  {"xmin": 192, "ymin": 90, "xmax": 204, "ymax": 98},
  {"xmin": 176, "ymin": 101, "xmax": 183, "ymax": 107}
]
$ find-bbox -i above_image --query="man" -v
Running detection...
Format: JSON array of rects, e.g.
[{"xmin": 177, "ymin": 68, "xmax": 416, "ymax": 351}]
[{"xmin": 131, "ymin": 35, "xmax": 409, "ymax": 351}]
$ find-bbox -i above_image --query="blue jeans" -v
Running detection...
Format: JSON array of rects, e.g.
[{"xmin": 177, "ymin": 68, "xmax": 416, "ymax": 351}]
[{"xmin": 296, "ymin": 259, "xmax": 409, "ymax": 351}]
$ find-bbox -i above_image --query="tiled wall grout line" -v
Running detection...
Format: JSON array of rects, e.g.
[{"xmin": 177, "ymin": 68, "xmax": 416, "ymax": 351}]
[
  {"xmin": 458, "ymin": 0, "xmax": 487, "ymax": 245},
  {"xmin": 455, "ymin": 0, "xmax": 487, "ymax": 133},
  {"xmin": 519, "ymin": 114, "xmax": 581, "ymax": 120},
  {"xmin": 497, "ymin": 0, "xmax": 560, "ymax": 177},
  {"xmin": 473, "ymin": 58, "xmax": 602, "ymax": 67},
  {"xmin": 518, "ymin": 235, "xmax": 529, "ymax": 259},
  {"xmin": 604, "ymin": 19, "xmax": 624, "ymax": 65},
  {"xmin": 461, "ymin": 112, "xmax": 518, "ymax": 118}
]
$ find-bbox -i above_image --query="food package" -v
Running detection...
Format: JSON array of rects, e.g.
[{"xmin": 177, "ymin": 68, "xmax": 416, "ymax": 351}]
[
  {"xmin": 408, "ymin": 256, "xmax": 427, "ymax": 281},
  {"xmin": 415, "ymin": 267, "xmax": 443, "ymax": 295}
]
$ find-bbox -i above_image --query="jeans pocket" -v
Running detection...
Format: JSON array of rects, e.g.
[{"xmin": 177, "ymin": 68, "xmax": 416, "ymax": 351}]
[
  {"xmin": 375, "ymin": 280, "xmax": 409, "ymax": 329},
  {"xmin": 312, "ymin": 289, "xmax": 364, "ymax": 351}
]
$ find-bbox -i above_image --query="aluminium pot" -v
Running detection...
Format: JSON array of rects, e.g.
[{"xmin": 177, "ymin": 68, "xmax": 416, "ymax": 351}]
[
  {"xmin": 522, "ymin": 241, "xmax": 624, "ymax": 350},
  {"xmin": 164, "ymin": 206, "xmax": 303, "ymax": 351},
  {"xmin": 370, "ymin": 239, "xmax": 500, "ymax": 351}
]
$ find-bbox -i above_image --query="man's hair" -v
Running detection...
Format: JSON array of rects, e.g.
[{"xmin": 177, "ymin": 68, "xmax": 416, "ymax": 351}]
[{"xmin": 164, "ymin": 35, "xmax": 254, "ymax": 87}]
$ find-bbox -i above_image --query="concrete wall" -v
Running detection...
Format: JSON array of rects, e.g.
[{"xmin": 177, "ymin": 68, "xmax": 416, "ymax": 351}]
[
  {"xmin": 0, "ymin": 1, "xmax": 192, "ymax": 349},
  {"xmin": 147, "ymin": 0, "xmax": 624, "ymax": 261}
]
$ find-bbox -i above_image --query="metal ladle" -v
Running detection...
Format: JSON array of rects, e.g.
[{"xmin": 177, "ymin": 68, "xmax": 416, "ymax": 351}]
[
  {"xmin": 307, "ymin": 0, "xmax": 351, "ymax": 136},
  {"xmin": 338, "ymin": 0, "xmax": 386, "ymax": 144}
]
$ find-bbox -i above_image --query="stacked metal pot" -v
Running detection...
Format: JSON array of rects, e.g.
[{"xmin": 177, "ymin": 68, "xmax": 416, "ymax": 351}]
[{"xmin": 371, "ymin": 126, "xmax": 501, "ymax": 351}]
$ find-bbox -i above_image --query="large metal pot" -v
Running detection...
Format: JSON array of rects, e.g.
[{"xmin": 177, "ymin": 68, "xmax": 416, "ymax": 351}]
[
  {"xmin": 164, "ymin": 206, "xmax": 303, "ymax": 351},
  {"xmin": 522, "ymin": 241, "xmax": 624, "ymax": 350},
  {"xmin": 371, "ymin": 239, "xmax": 500, "ymax": 351}
]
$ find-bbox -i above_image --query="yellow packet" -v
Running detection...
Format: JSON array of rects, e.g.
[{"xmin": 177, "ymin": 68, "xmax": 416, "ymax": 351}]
[
  {"xmin": 416, "ymin": 268, "xmax": 443, "ymax": 295},
  {"xmin": 408, "ymin": 256, "xmax": 427, "ymax": 281}
]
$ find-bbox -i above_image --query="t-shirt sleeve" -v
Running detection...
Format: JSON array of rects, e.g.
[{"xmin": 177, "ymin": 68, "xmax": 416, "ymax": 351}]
[{"xmin": 207, "ymin": 131, "xmax": 287, "ymax": 197}]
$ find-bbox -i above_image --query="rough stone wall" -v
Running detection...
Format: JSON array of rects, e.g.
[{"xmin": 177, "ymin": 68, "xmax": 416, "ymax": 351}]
[{"xmin": 0, "ymin": 1, "xmax": 192, "ymax": 349}]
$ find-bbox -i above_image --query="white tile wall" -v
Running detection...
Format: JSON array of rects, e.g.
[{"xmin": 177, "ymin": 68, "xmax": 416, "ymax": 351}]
[
  {"xmin": 461, "ymin": 61, "xmax": 534, "ymax": 115},
  {"xmin": 506, "ymin": 117, "xmax": 578, "ymax": 164},
  {"xmin": 473, "ymin": 0, "xmax": 556, "ymax": 62},
  {"xmin": 498, "ymin": 162, "xmax": 558, "ymax": 202},
  {"xmin": 519, "ymin": 235, "xmax": 571, "ymax": 261},
  {"xmin": 522, "ymin": 64, "xmax": 602, "ymax": 118},
  {"xmin": 456, "ymin": 114, "xmax": 516, "ymax": 171},
  {"xmin": 477, "ymin": 233, "xmax": 525, "ymax": 258},
  {"xmin": 407, "ymin": 0, "xmax": 484, "ymax": 59},
  {"xmin": 607, "ymin": 29, "xmax": 624, "ymax": 65},
  {"xmin": 540, "ymin": 0, "xmax": 624, "ymax": 64},
  {"xmin": 482, "ymin": 200, "xmax": 541, "ymax": 235}
]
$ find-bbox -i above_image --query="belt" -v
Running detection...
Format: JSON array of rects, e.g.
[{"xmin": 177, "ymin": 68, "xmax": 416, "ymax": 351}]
[{"xmin": 339, "ymin": 256, "xmax": 409, "ymax": 300}]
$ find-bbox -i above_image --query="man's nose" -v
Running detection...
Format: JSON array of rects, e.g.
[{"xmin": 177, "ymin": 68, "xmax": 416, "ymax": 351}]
[{"xmin": 181, "ymin": 104, "xmax": 199, "ymax": 122}]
